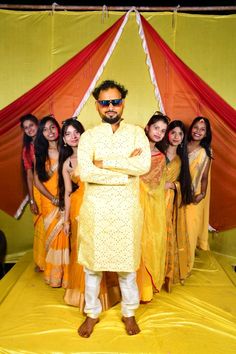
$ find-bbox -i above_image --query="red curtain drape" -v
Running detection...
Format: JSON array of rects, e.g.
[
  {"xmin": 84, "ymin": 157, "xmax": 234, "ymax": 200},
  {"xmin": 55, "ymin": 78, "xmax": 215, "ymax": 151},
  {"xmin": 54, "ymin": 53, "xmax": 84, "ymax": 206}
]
[
  {"xmin": 0, "ymin": 15, "xmax": 125, "ymax": 217},
  {"xmin": 140, "ymin": 15, "xmax": 236, "ymax": 231}
]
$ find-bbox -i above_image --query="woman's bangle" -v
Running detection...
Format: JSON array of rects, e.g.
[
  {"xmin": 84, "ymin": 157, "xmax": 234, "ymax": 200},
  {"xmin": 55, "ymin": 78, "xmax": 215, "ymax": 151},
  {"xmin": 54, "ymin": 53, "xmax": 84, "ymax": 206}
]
[
  {"xmin": 29, "ymin": 199, "xmax": 34, "ymax": 205},
  {"xmin": 51, "ymin": 196, "xmax": 59, "ymax": 205},
  {"xmin": 63, "ymin": 220, "xmax": 70, "ymax": 226}
]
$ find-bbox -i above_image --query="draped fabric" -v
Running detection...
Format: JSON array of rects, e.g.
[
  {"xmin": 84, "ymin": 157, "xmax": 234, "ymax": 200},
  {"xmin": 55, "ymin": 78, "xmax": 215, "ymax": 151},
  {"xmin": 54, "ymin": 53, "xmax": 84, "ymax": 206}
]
[
  {"xmin": 0, "ymin": 10, "xmax": 235, "ymax": 232},
  {"xmin": 138, "ymin": 14, "xmax": 236, "ymax": 231},
  {"xmin": 186, "ymin": 148, "xmax": 212, "ymax": 270},
  {"xmin": 165, "ymin": 156, "xmax": 190, "ymax": 289},
  {"xmin": 0, "ymin": 15, "xmax": 126, "ymax": 217},
  {"xmin": 137, "ymin": 152, "xmax": 167, "ymax": 299}
]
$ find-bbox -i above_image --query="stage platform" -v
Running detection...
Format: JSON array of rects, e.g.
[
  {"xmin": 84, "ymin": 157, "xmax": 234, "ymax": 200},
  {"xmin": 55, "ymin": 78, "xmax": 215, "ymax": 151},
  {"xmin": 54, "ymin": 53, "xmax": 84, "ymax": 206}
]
[{"xmin": 0, "ymin": 250, "xmax": 236, "ymax": 354}]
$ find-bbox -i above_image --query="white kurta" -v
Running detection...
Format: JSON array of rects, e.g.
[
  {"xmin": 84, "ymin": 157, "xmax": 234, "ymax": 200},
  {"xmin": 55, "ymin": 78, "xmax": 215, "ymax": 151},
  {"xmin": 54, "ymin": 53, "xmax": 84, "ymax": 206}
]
[{"xmin": 76, "ymin": 121, "xmax": 151, "ymax": 272}]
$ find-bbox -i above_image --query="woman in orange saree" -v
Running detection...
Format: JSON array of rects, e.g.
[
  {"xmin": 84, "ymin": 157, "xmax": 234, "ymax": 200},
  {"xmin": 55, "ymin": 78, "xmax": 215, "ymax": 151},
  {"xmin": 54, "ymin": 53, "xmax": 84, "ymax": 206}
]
[
  {"xmin": 164, "ymin": 120, "xmax": 193, "ymax": 292},
  {"xmin": 136, "ymin": 112, "xmax": 169, "ymax": 302},
  {"xmin": 186, "ymin": 117, "xmax": 213, "ymax": 271},
  {"xmin": 34, "ymin": 116, "xmax": 69, "ymax": 288},
  {"xmin": 20, "ymin": 114, "xmax": 45, "ymax": 272},
  {"xmin": 59, "ymin": 118, "xmax": 120, "ymax": 311}
]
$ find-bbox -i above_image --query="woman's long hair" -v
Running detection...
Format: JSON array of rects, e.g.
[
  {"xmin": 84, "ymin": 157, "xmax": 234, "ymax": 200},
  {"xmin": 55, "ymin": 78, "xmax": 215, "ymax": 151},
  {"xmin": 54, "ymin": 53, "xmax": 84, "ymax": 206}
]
[
  {"xmin": 187, "ymin": 116, "xmax": 213, "ymax": 159},
  {"xmin": 58, "ymin": 118, "xmax": 85, "ymax": 210},
  {"xmin": 34, "ymin": 116, "xmax": 61, "ymax": 182},
  {"xmin": 145, "ymin": 111, "xmax": 170, "ymax": 153},
  {"xmin": 20, "ymin": 114, "xmax": 38, "ymax": 162},
  {"xmin": 165, "ymin": 120, "xmax": 193, "ymax": 205}
]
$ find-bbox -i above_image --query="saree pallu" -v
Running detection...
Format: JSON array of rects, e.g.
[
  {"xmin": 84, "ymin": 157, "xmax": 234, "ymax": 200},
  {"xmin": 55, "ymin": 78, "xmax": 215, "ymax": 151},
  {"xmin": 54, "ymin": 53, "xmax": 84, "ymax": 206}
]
[
  {"xmin": 41, "ymin": 160, "xmax": 69, "ymax": 288},
  {"xmin": 137, "ymin": 152, "xmax": 167, "ymax": 302},
  {"xmin": 64, "ymin": 176, "xmax": 121, "ymax": 311},
  {"xmin": 33, "ymin": 185, "xmax": 45, "ymax": 271},
  {"xmin": 22, "ymin": 144, "xmax": 45, "ymax": 271},
  {"xmin": 165, "ymin": 156, "xmax": 190, "ymax": 291},
  {"xmin": 186, "ymin": 147, "xmax": 211, "ymax": 270}
]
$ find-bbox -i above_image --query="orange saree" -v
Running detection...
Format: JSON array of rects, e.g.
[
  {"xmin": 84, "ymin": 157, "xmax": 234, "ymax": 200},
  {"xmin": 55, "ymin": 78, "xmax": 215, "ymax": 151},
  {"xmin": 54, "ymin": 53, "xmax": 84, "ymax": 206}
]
[
  {"xmin": 33, "ymin": 186, "xmax": 46, "ymax": 271},
  {"xmin": 41, "ymin": 159, "xmax": 69, "ymax": 288}
]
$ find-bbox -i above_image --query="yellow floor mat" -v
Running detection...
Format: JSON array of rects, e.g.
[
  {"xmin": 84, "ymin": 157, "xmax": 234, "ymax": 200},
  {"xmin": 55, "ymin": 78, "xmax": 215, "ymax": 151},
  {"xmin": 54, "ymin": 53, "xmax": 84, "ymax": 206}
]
[{"xmin": 0, "ymin": 250, "xmax": 235, "ymax": 354}]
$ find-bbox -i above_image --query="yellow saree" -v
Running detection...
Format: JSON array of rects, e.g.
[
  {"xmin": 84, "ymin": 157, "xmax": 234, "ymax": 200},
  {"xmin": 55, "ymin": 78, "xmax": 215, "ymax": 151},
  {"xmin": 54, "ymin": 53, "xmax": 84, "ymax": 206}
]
[
  {"xmin": 41, "ymin": 159, "xmax": 69, "ymax": 288},
  {"xmin": 165, "ymin": 156, "xmax": 190, "ymax": 291},
  {"xmin": 186, "ymin": 147, "xmax": 211, "ymax": 270},
  {"xmin": 137, "ymin": 152, "xmax": 167, "ymax": 302}
]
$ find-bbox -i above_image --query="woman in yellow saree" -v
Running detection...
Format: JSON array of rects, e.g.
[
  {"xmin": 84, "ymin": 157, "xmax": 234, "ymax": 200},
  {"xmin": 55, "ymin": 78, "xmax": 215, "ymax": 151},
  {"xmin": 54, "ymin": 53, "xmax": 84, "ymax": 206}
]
[
  {"xmin": 20, "ymin": 114, "xmax": 45, "ymax": 272},
  {"xmin": 34, "ymin": 116, "xmax": 69, "ymax": 288},
  {"xmin": 186, "ymin": 117, "xmax": 213, "ymax": 271},
  {"xmin": 164, "ymin": 120, "xmax": 193, "ymax": 292},
  {"xmin": 136, "ymin": 112, "xmax": 169, "ymax": 302},
  {"xmin": 59, "ymin": 118, "xmax": 120, "ymax": 311}
]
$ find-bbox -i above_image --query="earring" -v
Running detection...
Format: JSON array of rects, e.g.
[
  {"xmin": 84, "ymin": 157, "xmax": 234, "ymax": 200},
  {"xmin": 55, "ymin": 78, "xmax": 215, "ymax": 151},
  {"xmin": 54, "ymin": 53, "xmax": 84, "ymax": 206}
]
[{"xmin": 64, "ymin": 142, "xmax": 67, "ymax": 147}]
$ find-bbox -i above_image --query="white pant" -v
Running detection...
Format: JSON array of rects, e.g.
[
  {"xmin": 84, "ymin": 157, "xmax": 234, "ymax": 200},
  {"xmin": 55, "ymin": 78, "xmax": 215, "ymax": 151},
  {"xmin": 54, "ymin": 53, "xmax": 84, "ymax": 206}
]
[{"xmin": 84, "ymin": 268, "xmax": 139, "ymax": 319}]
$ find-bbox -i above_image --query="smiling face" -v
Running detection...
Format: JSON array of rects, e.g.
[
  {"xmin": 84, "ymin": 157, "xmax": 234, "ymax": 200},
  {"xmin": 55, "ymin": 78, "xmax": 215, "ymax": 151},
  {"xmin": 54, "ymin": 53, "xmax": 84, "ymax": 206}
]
[
  {"xmin": 191, "ymin": 120, "xmax": 207, "ymax": 142},
  {"xmin": 63, "ymin": 125, "xmax": 81, "ymax": 147},
  {"xmin": 96, "ymin": 87, "xmax": 125, "ymax": 124},
  {"xmin": 22, "ymin": 119, "xmax": 38, "ymax": 138},
  {"xmin": 146, "ymin": 120, "xmax": 168, "ymax": 143},
  {"xmin": 43, "ymin": 120, "xmax": 59, "ymax": 142},
  {"xmin": 168, "ymin": 126, "xmax": 184, "ymax": 147}
]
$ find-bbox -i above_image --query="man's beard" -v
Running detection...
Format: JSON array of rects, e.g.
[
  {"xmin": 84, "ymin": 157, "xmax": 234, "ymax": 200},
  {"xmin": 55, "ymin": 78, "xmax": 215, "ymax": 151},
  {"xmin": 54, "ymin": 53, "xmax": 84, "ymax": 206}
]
[{"xmin": 102, "ymin": 112, "xmax": 122, "ymax": 125}]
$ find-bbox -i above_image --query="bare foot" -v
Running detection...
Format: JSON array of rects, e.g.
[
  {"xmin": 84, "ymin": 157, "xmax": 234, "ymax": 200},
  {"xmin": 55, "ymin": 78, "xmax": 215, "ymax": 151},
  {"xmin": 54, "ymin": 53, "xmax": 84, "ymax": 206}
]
[
  {"xmin": 122, "ymin": 316, "xmax": 140, "ymax": 335},
  {"xmin": 78, "ymin": 317, "xmax": 99, "ymax": 338}
]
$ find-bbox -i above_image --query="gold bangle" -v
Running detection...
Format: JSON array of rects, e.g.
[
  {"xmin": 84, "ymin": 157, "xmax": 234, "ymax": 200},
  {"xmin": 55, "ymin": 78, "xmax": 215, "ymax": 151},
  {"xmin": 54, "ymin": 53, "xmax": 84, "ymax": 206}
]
[
  {"xmin": 63, "ymin": 220, "xmax": 70, "ymax": 225},
  {"xmin": 51, "ymin": 196, "xmax": 59, "ymax": 205}
]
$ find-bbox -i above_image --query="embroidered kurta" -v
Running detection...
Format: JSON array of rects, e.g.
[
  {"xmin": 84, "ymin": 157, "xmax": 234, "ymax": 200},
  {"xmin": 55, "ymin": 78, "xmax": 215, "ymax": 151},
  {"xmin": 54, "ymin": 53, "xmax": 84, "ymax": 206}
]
[{"xmin": 76, "ymin": 121, "xmax": 151, "ymax": 272}]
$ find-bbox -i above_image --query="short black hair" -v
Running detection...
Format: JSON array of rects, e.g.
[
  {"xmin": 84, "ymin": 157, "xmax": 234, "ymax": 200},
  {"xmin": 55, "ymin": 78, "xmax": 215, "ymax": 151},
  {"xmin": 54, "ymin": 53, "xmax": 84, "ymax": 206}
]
[{"xmin": 92, "ymin": 80, "xmax": 128, "ymax": 100}]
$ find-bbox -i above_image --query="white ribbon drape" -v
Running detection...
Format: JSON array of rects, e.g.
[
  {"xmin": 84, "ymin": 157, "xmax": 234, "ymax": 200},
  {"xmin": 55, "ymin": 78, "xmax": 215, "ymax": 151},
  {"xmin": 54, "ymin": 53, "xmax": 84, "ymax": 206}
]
[{"xmin": 73, "ymin": 7, "xmax": 165, "ymax": 117}]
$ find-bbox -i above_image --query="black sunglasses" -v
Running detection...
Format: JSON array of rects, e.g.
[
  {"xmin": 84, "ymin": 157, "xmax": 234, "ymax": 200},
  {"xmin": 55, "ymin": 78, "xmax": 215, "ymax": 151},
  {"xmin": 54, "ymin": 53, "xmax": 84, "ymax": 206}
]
[{"xmin": 97, "ymin": 99, "xmax": 123, "ymax": 107}]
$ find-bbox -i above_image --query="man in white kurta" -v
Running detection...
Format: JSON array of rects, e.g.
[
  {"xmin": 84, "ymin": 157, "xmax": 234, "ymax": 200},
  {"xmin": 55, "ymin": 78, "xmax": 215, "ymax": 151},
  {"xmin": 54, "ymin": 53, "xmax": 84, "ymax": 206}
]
[{"xmin": 76, "ymin": 80, "xmax": 151, "ymax": 337}]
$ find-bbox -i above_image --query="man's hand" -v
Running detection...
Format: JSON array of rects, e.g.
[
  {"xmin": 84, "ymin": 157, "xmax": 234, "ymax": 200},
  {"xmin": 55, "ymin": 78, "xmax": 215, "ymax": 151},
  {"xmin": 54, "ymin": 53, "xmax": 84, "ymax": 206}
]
[
  {"xmin": 129, "ymin": 148, "xmax": 142, "ymax": 157},
  {"xmin": 93, "ymin": 160, "xmax": 103, "ymax": 168}
]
